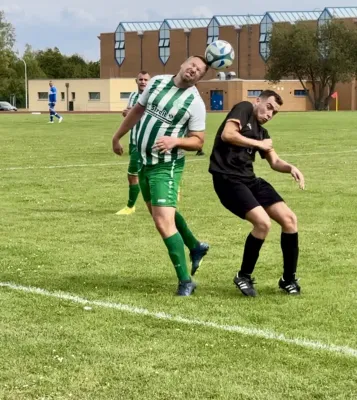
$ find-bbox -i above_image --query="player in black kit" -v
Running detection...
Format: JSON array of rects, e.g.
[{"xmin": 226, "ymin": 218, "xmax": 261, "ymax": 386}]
[{"xmin": 209, "ymin": 90, "xmax": 305, "ymax": 297}]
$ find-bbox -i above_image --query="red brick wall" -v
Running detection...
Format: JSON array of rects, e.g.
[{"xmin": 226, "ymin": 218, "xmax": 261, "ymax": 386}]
[{"xmin": 99, "ymin": 17, "xmax": 357, "ymax": 110}]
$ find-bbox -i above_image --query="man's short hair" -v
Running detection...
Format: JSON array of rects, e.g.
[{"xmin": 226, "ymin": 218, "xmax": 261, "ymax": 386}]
[
  {"xmin": 138, "ymin": 70, "xmax": 149, "ymax": 76},
  {"xmin": 259, "ymin": 90, "xmax": 283, "ymax": 106},
  {"xmin": 188, "ymin": 55, "xmax": 209, "ymax": 72}
]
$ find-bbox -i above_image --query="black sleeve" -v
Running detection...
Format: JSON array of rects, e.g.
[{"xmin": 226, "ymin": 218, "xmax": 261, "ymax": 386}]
[
  {"xmin": 226, "ymin": 102, "xmax": 253, "ymax": 131},
  {"xmin": 259, "ymin": 128, "xmax": 271, "ymax": 159}
]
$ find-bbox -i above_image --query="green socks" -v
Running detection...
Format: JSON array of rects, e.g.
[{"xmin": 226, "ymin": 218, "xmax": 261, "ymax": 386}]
[
  {"xmin": 163, "ymin": 232, "xmax": 190, "ymax": 281},
  {"xmin": 127, "ymin": 184, "xmax": 140, "ymax": 208},
  {"xmin": 175, "ymin": 211, "xmax": 199, "ymax": 251}
]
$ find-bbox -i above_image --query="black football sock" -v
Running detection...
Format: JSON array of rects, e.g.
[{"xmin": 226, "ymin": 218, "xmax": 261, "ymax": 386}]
[
  {"xmin": 238, "ymin": 233, "xmax": 265, "ymax": 278},
  {"xmin": 281, "ymin": 232, "xmax": 299, "ymax": 281}
]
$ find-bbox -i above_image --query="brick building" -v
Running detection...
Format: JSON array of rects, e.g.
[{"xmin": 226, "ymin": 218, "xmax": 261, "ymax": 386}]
[{"xmin": 98, "ymin": 7, "xmax": 357, "ymax": 111}]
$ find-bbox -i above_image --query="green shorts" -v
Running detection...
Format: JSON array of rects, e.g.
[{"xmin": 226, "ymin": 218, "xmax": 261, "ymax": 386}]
[
  {"xmin": 139, "ymin": 158, "xmax": 184, "ymax": 207},
  {"xmin": 128, "ymin": 144, "xmax": 140, "ymax": 176}
]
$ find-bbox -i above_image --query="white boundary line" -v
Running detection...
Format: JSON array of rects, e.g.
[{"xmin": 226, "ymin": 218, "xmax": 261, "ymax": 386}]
[
  {"xmin": 1, "ymin": 149, "xmax": 357, "ymax": 172},
  {"xmin": 0, "ymin": 158, "xmax": 205, "ymax": 171},
  {"xmin": 1, "ymin": 281, "xmax": 356, "ymax": 359}
]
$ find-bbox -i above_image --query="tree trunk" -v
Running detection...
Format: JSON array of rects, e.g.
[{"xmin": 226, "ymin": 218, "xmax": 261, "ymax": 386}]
[
  {"xmin": 314, "ymin": 81, "xmax": 325, "ymax": 110},
  {"xmin": 323, "ymin": 81, "xmax": 336, "ymax": 110}
]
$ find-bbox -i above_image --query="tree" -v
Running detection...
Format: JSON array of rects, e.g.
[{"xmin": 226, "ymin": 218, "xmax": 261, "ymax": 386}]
[
  {"xmin": 35, "ymin": 48, "xmax": 100, "ymax": 79},
  {"xmin": 0, "ymin": 10, "xmax": 99, "ymax": 107},
  {"xmin": 0, "ymin": 10, "xmax": 16, "ymax": 95},
  {"xmin": 87, "ymin": 61, "xmax": 100, "ymax": 78},
  {"xmin": 266, "ymin": 21, "xmax": 357, "ymax": 110},
  {"xmin": 36, "ymin": 47, "xmax": 66, "ymax": 78},
  {"xmin": 23, "ymin": 44, "xmax": 47, "ymax": 79},
  {"xmin": 63, "ymin": 54, "xmax": 88, "ymax": 78}
]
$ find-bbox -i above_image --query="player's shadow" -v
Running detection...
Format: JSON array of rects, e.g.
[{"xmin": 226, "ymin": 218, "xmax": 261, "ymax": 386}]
[
  {"xmin": 35, "ymin": 273, "xmax": 175, "ymax": 297},
  {"xmin": 31, "ymin": 269, "xmax": 287, "ymax": 299},
  {"xmin": 198, "ymin": 278, "xmax": 287, "ymax": 300}
]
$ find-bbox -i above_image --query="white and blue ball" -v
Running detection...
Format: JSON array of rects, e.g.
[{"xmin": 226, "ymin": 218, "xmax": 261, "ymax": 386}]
[{"xmin": 205, "ymin": 40, "xmax": 235, "ymax": 70}]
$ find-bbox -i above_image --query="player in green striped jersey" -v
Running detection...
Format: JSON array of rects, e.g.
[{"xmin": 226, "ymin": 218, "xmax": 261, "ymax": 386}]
[
  {"xmin": 112, "ymin": 56, "xmax": 210, "ymax": 296},
  {"xmin": 116, "ymin": 71, "xmax": 150, "ymax": 215}
]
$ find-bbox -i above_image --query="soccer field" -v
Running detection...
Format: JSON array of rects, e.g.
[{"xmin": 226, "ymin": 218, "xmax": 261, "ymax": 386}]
[{"xmin": 1, "ymin": 112, "xmax": 357, "ymax": 399}]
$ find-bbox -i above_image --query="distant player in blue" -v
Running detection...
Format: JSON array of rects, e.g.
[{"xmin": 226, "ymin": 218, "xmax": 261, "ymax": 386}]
[{"xmin": 48, "ymin": 81, "xmax": 63, "ymax": 124}]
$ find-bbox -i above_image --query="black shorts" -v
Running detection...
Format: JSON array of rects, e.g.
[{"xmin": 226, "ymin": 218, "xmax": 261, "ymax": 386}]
[{"xmin": 212, "ymin": 174, "xmax": 284, "ymax": 219}]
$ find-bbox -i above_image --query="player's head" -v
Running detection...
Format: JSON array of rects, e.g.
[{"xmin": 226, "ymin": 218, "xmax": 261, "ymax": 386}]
[
  {"xmin": 253, "ymin": 90, "xmax": 283, "ymax": 125},
  {"xmin": 177, "ymin": 56, "xmax": 209, "ymax": 87},
  {"xmin": 136, "ymin": 71, "xmax": 150, "ymax": 93},
  {"xmin": 49, "ymin": 81, "xmax": 53, "ymax": 87}
]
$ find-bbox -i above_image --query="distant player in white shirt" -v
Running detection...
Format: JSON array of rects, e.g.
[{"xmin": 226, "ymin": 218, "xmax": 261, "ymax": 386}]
[{"xmin": 116, "ymin": 71, "xmax": 150, "ymax": 215}]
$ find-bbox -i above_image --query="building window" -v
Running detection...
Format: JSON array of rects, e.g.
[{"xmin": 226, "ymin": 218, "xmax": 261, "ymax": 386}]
[
  {"xmin": 247, "ymin": 90, "xmax": 263, "ymax": 97},
  {"xmin": 259, "ymin": 14, "xmax": 273, "ymax": 62},
  {"xmin": 318, "ymin": 10, "xmax": 331, "ymax": 58},
  {"xmin": 89, "ymin": 92, "xmax": 100, "ymax": 101},
  {"xmin": 294, "ymin": 89, "xmax": 308, "ymax": 97},
  {"xmin": 71, "ymin": 92, "xmax": 76, "ymax": 100},
  {"xmin": 115, "ymin": 25, "xmax": 125, "ymax": 65},
  {"xmin": 159, "ymin": 21, "xmax": 170, "ymax": 64},
  {"xmin": 207, "ymin": 18, "xmax": 219, "ymax": 45},
  {"xmin": 60, "ymin": 92, "xmax": 65, "ymax": 101},
  {"xmin": 38, "ymin": 92, "xmax": 48, "ymax": 100},
  {"xmin": 120, "ymin": 92, "xmax": 131, "ymax": 99},
  {"xmin": 318, "ymin": 9, "xmax": 331, "ymax": 27}
]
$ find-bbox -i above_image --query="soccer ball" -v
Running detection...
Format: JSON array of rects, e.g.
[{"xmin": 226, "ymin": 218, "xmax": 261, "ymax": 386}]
[{"xmin": 205, "ymin": 40, "xmax": 235, "ymax": 70}]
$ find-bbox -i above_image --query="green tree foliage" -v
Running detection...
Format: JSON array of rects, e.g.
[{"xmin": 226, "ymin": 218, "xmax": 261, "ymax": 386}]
[
  {"xmin": 266, "ymin": 21, "xmax": 357, "ymax": 110},
  {"xmin": 0, "ymin": 9, "xmax": 100, "ymax": 107},
  {"xmin": 87, "ymin": 61, "xmax": 100, "ymax": 78},
  {"xmin": 0, "ymin": 10, "xmax": 16, "ymax": 95},
  {"xmin": 36, "ymin": 48, "xmax": 100, "ymax": 79},
  {"xmin": 23, "ymin": 44, "xmax": 47, "ymax": 79}
]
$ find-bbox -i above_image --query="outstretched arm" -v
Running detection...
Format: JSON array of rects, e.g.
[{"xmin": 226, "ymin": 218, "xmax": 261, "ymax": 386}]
[{"xmin": 265, "ymin": 150, "xmax": 305, "ymax": 190}]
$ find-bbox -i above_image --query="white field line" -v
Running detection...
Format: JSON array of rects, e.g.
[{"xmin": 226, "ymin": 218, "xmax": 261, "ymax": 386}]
[
  {"xmin": 1, "ymin": 149, "xmax": 357, "ymax": 172},
  {"xmin": 1, "ymin": 281, "xmax": 356, "ymax": 359},
  {"xmin": 0, "ymin": 158, "xmax": 204, "ymax": 171}
]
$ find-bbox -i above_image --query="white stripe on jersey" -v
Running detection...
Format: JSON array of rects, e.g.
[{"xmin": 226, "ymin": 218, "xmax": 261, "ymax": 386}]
[
  {"xmin": 149, "ymin": 86, "xmax": 181, "ymax": 165},
  {"xmin": 139, "ymin": 114, "xmax": 159, "ymax": 165}
]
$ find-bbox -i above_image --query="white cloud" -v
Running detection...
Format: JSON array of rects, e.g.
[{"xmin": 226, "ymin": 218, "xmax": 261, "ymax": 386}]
[
  {"xmin": 1, "ymin": 4, "xmax": 22, "ymax": 14},
  {"xmin": 61, "ymin": 8, "xmax": 97, "ymax": 25},
  {"xmin": 191, "ymin": 6, "xmax": 214, "ymax": 18}
]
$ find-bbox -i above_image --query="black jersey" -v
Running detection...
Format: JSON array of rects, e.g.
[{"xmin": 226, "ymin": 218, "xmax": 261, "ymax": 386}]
[{"xmin": 209, "ymin": 101, "xmax": 270, "ymax": 180}]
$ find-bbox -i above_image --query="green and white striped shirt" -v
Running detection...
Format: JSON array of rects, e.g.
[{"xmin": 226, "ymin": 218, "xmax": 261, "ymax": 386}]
[
  {"xmin": 127, "ymin": 91, "xmax": 140, "ymax": 145},
  {"xmin": 136, "ymin": 75, "xmax": 206, "ymax": 165}
]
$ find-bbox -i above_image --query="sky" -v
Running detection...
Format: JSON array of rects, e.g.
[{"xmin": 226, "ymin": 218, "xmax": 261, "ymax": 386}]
[{"xmin": 0, "ymin": 1, "xmax": 345, "ymax": 61}]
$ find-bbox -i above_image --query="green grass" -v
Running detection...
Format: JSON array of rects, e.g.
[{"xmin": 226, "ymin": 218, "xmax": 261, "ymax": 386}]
[{"xmin": 1, "ymin": 112, "xmax": 357, "ymax": 399}]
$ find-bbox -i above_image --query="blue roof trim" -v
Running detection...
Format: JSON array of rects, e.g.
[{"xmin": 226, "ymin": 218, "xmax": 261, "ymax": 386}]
[
  {"xmin": 162, "ymin": 18, "xmax": 210, "ymax": 29},
  {"xmin": 212, "ymin": 15, "xmax": 264, "ymax": 26},
  {"xmin": 264, "ymin": 11, "xmax": 321, "ymax": 22},
  {"xmin": 323, "ymin": 7, "xmax": 357, "ymax": 18},
  {"xmin": 116, "ymin": 21, "xmax": 162, "ymax": 32}
]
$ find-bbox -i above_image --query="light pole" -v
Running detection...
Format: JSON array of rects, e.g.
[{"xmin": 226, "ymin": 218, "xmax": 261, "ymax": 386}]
[
  {"xmin": 137, "ymin": 31, "xmax": 144, "ymax": 70},
  {"xmin": 184, "ymin": 28, "xmax": 191, "ymax": 58},
  {"xmin": 20, "ymin": 58, "xmax": 28, "ymax": 109}
]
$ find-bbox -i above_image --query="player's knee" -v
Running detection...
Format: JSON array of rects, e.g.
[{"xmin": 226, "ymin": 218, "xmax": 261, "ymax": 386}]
[
  {"xmin": 128, "ymin": 175, "xmax": 138, "ymax": 185},
  {"xmin": 282, "ymin": 211, "xmax": 298, "ymax": 231},
  {"xmin": 254, "ymin": 218, "xmax": 271, "ymax": 236},
  {"xmin": 153, "ymin": 214, "xmax": 174, "ymax": 236}
]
